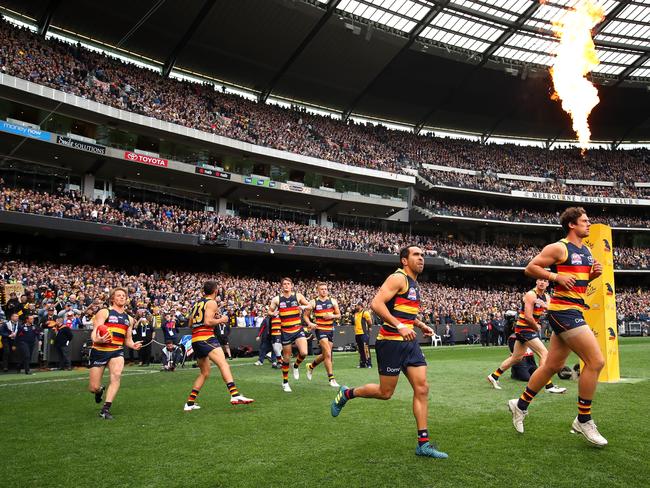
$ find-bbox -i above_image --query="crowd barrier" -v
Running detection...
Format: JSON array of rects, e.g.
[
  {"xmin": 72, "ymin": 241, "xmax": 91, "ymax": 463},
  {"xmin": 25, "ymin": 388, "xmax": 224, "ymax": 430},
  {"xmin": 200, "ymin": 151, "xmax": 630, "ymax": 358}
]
[{"xmin": 0, "ymin": 324, "xmax": 484, "ymax": 367}]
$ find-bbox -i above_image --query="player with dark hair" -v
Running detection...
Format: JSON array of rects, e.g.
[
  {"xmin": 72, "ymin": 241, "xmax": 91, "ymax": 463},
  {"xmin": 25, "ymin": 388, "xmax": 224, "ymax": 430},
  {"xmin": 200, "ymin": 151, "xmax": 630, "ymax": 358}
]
[
  {"xmin": 487, "ymin": 279, "xmax": 566, "ymax": 393},
  {"xmin": 508, "ymin": 207, "xmax": 607, "ymax": 446},
  {"xmin": 183, "ymin": 281, "xmax": 253, "ymax": 411},
  {"xmin": 88, "ymin": 287, "xmax": 142, "ymax": 420},
  {"xmin": 331, "ymin": 246, "xmax": 448, "ymax": 459},
  {"xmin": 305, "ymin": 282, "xmax": 341, "ymax": 388},
  {"xmin": 268, "ymin": 277, "xmax": 311, "ymax": 392}
]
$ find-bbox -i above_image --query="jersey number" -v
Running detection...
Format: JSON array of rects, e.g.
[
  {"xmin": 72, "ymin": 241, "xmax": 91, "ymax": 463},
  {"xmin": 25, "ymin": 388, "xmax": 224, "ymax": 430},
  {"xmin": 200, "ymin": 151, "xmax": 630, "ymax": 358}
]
[{"xmin": 191, "ymin": 301, "xmax": 205, "ymax": 326}]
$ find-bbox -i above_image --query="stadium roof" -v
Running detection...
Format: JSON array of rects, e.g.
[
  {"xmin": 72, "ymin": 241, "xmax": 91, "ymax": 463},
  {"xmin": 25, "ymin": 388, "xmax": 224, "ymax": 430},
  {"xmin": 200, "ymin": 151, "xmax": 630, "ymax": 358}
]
[
  {"xmin": 2, "ymin": 0, "xmax": 650, "ymax": 142},
  {"xmin": 312, "ymin": 0, "xmax": 650, "ymax": 80}
]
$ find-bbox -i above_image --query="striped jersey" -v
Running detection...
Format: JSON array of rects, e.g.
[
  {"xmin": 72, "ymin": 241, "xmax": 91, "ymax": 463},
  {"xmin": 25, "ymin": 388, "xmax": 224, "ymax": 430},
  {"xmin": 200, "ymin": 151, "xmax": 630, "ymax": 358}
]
[
  {"xmin": 515, "ymin": 289, "xmax": 547, "ymax": 332},
  {"xmin": 190, "ymin": 297, "xmax": 215, "ymax": 343},
  {"xmin": 549, "ymin": 239, "xmax": 593, "ymax": 313},
  {"xmin": 278, "ymin": 293, "xmax": 302, "ymax": 333},
  {"xmin": 270, "ymin": 316, "xmax": 282, "ymax": 336},
  {"xmin": 314, "ymin": 297, "xmax": 335, "ymax": 331},
  {"xmin": 377, "ymin": 269, "xmax": 420, "ymax": 341},
  {"xmin": 92, "ymin": 308, "xmax": 130, "ymax": 352}
]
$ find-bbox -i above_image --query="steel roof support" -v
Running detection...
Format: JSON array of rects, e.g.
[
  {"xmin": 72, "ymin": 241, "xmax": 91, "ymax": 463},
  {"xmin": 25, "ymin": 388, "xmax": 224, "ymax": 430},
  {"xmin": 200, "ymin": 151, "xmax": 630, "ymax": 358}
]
[
  {"xmin": 593, "ymin": 0, "xmax": 633, "ymax": 36},
  {"xmin": 162, "ymin": 0, "xmax": 217, "ymax": 77},
  {"xmin": 613, "ymin": 52, "xmax": 650, "ymax": 86},
  {"xmin": 341, "ymin": 1, "xmax": 451, "ymax": 121},
  {"xmin": 37, "ymin": 0, "xmax": 61, "ymax": 37},
  {"xmin": 414, "ymin": 1, "xmax": 544, "ymax": 133},
  {"xmin": 259, "ymin": 0, "xmax": 343, "ymax": 103},
  {"xmin": 477, "ymin": 0, "xmax": 540, "ymax": 67}
]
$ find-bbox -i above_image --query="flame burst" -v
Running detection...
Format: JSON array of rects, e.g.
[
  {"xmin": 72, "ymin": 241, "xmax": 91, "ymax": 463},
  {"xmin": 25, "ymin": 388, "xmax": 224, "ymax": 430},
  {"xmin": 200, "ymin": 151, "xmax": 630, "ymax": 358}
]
[{"xmin": 549, "ymin": 0, "xmax": 605, "ymax": 150}]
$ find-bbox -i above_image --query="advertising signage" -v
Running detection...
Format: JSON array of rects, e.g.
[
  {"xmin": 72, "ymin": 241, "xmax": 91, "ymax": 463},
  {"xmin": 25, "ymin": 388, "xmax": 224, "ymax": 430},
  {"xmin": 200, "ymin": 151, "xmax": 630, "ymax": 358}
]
[
  {"xmin": 195, "ymin": 167, "xmax": 231, "ymax": 179},
  {"xmin": 124, "ymin": 151, "xmax": 168, "ymax": 167},
  {"xmin": 0, "ymin": 120, "xmax": 51, "ymax": 141},
  {"xmin": 56, "ymin": 136, "xmax": 106, "ymax": 155},
  {"xmin": 244, "ymin": 176, "xmax": 276, "ymax": 188}
]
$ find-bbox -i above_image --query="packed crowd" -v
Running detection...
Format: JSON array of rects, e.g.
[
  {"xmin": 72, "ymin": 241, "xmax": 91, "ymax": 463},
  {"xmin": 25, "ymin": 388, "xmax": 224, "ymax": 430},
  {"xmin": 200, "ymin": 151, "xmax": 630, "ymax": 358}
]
[
  {"xmin": 0, "ymin": 20, "xmax": 648, "ymax": 181},
  {"xmin": 419, "ymin": 169, "xmax": 650, "ymax": 199},
  {"xmin": 0, "ymin": 260, "xmax": 514, "ymax": 327},
  {"xmin": 414, "ymin": 197, "xmax": 650, "ymax": 228},
  {"xmin": 2, "ymin": 261, "xmax": 648, "ymax": 328},
  {"xmin": 615, "ymin": 248, "xmax": 650, "ymax": 271},
  {"xmin": 2, "ymin": 185, "xmax": 647, "ymax": 269},
  {"xmin": 617, "ymin": 288, "xmax": 650, "ymax": 323}
]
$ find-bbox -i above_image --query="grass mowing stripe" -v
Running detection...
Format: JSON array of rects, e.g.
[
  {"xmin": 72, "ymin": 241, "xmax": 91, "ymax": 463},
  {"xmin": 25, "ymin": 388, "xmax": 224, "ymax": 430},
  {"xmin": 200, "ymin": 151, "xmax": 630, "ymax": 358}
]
[
  {"xmin": 0, "ymin": 337, "xmax": 648, "ymax": 488},
  {"xmin": 0, "ymin": 360, "xmax": 263, "ymax": 387}
]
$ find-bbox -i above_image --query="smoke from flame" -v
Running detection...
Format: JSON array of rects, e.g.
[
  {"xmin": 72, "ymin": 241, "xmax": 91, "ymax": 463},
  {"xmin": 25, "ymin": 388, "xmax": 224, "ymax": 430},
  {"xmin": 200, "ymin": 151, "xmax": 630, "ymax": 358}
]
[{"xmin": 549, "ymin": 0, "xmax": 605, "ymax": 150}]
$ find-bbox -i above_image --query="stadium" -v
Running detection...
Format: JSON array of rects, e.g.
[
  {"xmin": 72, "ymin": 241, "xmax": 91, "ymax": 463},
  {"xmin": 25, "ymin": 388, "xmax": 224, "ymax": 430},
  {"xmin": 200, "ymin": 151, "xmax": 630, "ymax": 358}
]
[{"xmin": 0, "ymin": 0, "xmax": 648, "ymax": 486}]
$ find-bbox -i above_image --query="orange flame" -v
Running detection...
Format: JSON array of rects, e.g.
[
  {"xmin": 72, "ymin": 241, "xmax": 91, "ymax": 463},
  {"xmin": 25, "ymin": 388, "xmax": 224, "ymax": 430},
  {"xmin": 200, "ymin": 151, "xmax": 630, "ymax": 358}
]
[{"xmin": 549, "ymin": 0, "xmax": 605, "ymax": 150}]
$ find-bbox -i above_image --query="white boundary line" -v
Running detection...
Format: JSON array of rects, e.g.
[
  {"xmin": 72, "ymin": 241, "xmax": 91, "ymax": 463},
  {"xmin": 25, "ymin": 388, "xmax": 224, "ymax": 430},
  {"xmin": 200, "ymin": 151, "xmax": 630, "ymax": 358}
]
[
  {"xmin": 0, "ymin": 370, "xmax": 158, "ymax": 387},
  {"xmin": 0, "ymin": 361, "xmax": 261, "ymax": 387}
]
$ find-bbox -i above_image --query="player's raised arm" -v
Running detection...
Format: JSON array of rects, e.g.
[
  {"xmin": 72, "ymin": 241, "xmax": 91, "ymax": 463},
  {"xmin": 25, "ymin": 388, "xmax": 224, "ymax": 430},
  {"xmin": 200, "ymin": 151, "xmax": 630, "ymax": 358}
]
[
  {"xmin": 329, "ymin": 298, "xmax": 341, "ymax": 320},
  {"xmin": 204, "ymin": 300, "xmax": 228, "ymax": 326},
  {"xmin": 371, "ymin": 273, "xmax": 416, "ymax": 341},
  {"xmin": 268, "ymin": 296, "xmax": 279, "ymax": 316},
  {"xmin": 125, "ymin": 316, "xmax": 142, "ymax": 350},
  {"xmin": 414, "ymin": 315, "xmax": 433, "ymax": 337},
  {"xmin": 297, "ymin": 292, "xmax": 311, "ymax": 309},
  {"xmin": 303, "ymin": 299, "xmax": 317, "ymax": 329},
  {"xmin": 91, "ymin": 309, "xmax": 110, "ymax": 343},
  {"xmin": 525, "ymin": 242, "xmax": 576, "ymax": 290},
  {"xmin": 522, "ymin": 291, "xmax": 540, "ymax": 331}
]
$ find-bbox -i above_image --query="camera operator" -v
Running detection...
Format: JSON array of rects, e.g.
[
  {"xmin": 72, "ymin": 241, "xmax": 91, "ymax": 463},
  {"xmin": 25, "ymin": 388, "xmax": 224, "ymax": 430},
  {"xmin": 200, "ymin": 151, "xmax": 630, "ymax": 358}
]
[
  {"xmin": 160, "ymin": 340, "xmax": 183, "ymax": 371},
  {"xmin": 503, "ymin": 307, "xmax": 518, "ymax": 338},
  {"xmin": 162, "ymin": 312, "xmax": 180, "ymax": 345}
]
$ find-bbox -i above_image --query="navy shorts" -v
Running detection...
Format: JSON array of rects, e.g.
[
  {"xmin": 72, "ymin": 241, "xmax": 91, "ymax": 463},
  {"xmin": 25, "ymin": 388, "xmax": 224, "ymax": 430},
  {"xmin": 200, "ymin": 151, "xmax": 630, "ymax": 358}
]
[
  {"xmin": 375, "ymin": 340, "xmax": 426, "ymax": 376},
  {"xmin": 548, "ymin": 310, "xmax": 587, "ymax": 335},
  {"xmin": 281, "ymin": 329, "xmax": 306, "ymax": 346},
  {"xmin": 88, "ymin": 348, "xmax": 124, "ymax": 368},
  {"xmin": 215, "ymin": 333, "xmax": 229, "ymax": 345},
  {"xmin": 315, "ymin": 329, "xmax": 333, "ymax": 342},
  {"xmin": 193, "ymin": 337, "xmax": 221, "ymax": 359},
  {"xmin": 271, "ymin": 334, "xmax": 282, "ymax": 345},
  {"xmin": 514, "ymin": 328, "xmax": 540, "ymax": 344}
]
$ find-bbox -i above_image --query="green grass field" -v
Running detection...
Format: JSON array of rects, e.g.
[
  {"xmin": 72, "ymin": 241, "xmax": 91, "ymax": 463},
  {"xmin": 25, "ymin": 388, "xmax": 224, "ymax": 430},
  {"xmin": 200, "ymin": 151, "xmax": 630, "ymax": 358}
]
[{"xmin": 1, "ymin": 338, "xmax": 648, "ymax": 488}]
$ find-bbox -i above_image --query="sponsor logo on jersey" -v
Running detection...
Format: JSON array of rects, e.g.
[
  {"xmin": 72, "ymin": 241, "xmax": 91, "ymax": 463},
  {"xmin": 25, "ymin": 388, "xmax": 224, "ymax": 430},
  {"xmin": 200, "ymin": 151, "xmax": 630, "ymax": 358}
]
[{"xmin": 407, "ymin": 287, "xmax": 417, "ymax": 301}]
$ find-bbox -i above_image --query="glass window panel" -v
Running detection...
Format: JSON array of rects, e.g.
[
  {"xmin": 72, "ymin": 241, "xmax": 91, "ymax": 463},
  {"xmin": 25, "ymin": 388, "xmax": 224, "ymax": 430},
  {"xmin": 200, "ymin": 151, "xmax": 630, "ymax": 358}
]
[{"xmin": 328, "ymin": 0, "xmax": 649, "ymax": 79}]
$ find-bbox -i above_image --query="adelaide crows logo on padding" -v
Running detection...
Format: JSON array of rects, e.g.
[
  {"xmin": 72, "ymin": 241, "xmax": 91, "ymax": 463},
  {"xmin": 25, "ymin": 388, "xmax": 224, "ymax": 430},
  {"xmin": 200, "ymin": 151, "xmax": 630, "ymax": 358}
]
[
  {"xmin": 603, "ymin": 239, "xmax": 611, "ymax": 252},
  {"xmin": 606, "ymin": 283, "xmax": 614, "ymax": 296}
]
